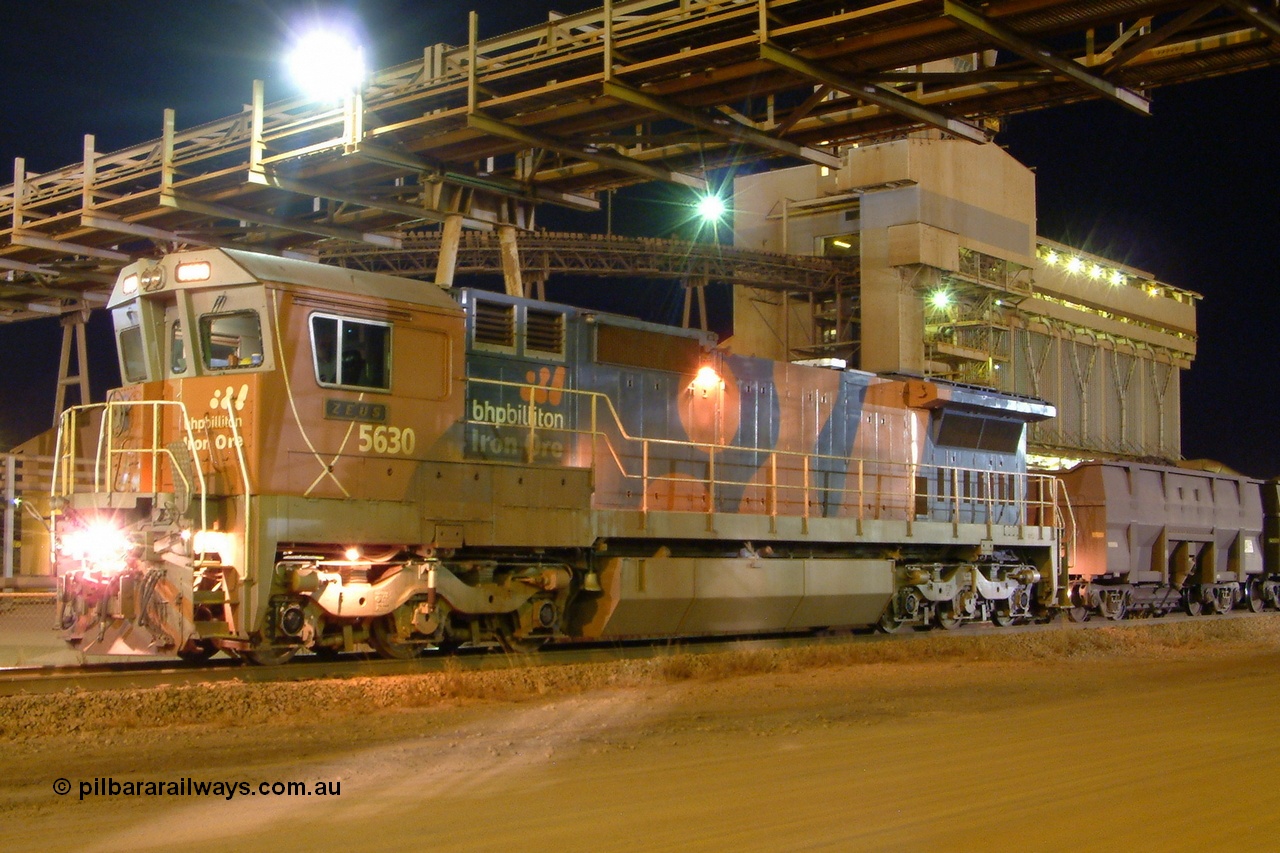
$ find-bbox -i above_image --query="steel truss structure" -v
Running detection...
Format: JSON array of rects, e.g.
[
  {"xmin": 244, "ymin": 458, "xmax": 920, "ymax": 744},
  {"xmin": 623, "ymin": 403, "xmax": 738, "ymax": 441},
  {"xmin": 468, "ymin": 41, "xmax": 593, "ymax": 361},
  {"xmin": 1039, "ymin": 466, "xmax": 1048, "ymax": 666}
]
[
  {"xmin": 1, "ymin": 0, "xmax": 1278, "ymax": 320},
  {"xmin": 319, "ymin": 230, "xmax": 858, "ymax": 290}
]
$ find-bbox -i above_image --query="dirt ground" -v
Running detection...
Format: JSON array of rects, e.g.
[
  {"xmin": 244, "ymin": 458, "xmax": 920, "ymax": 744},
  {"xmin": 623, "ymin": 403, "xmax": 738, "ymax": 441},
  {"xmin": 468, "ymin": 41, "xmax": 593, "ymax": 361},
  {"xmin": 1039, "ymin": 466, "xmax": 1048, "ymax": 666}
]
[{"xmin": 3, "ymin": 618, "xmax": 1280, "ymax": 853}]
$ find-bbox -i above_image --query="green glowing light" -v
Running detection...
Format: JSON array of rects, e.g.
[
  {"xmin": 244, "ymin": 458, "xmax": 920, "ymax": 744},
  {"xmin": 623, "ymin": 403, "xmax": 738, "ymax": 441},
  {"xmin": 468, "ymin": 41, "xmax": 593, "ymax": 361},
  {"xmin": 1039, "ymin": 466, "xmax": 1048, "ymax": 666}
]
[{"xmin": 696, "ymin": 194, "xmax": 726, "ymax": 221}]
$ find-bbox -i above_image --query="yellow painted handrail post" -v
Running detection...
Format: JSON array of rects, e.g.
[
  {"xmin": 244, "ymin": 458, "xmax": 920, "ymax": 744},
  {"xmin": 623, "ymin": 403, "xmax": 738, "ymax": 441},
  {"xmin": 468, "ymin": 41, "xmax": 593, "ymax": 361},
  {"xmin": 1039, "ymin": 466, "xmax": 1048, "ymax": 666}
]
[
  {"xmin": 769, "ymin": 452, "xmax": 777, "ymax": 533},
  {"xmin": 707, "ymin": 445, "xmax": 716, "ymax": 531},
  {"xmin": 857, "ymin": 458, "xmax": 864, "ymax": 536},
  {"xmin": 802, "ymin": 455, "xmax": 810, "ymax": 534},
  {"xmin": 641, "ymin": 439, "xmax": 649, "ymax": 528},
  {"xmin": 467, "ymin": 11, "xmax": 479, "ymax": 113},
  {"xmin": 985, "ymin": 469, "xmax": 994, "ymax": 539},
  {"xmin": 952, "ymin": 467, "xmax": 961, "ymax": 537}
]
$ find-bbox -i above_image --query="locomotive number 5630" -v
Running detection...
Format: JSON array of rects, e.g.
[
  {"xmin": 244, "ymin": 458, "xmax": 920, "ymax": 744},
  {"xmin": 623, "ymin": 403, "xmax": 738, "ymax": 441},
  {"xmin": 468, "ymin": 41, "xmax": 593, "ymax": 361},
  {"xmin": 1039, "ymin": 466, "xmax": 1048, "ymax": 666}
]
[{"xmin": 357, "ymin": 424, "xmax": 416, "ymax": 455}]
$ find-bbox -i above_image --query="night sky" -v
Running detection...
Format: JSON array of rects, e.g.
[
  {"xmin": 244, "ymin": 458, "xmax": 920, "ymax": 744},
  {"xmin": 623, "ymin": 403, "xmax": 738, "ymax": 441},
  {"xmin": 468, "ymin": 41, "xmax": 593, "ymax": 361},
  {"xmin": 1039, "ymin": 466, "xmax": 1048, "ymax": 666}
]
[{"xmin": 1, "ymin": 2, "xmax": 1276, "ymax": 475}]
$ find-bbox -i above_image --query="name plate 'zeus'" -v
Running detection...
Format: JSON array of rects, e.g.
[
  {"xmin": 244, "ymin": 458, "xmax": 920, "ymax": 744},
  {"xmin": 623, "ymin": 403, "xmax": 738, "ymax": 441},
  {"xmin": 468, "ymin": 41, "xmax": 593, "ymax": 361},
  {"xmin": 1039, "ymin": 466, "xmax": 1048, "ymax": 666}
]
[{"xmin": 325, "ymin": 399, "xmax": 388, "ymax": 423}]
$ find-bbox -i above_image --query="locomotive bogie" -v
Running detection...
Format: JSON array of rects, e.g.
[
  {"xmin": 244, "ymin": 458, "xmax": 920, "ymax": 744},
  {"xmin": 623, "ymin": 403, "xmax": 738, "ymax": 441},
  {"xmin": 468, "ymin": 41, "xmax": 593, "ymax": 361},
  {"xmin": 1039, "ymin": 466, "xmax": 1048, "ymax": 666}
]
[{"xmin": 877, "ymin": 560, "xmax": 1041, "ymax": 631}]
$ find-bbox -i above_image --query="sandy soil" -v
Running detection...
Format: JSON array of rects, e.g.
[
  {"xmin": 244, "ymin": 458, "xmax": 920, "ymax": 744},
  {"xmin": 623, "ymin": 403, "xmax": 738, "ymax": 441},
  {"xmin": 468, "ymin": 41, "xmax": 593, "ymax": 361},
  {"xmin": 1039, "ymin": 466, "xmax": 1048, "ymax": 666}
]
[{"xmin": 3, "ymin": 619, "xmax": 1280, "ymax": 853}]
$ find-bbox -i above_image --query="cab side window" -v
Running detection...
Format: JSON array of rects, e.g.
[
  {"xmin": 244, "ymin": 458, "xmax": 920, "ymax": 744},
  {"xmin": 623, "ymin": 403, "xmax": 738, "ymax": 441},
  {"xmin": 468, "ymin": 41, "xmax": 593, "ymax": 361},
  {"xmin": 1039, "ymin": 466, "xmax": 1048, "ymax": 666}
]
[
  {"xmin": 199, "ymin": 311, "xmax": 265, "ymax": 371},
  {"xmin": 170, "ymin": 321, "xmax": 187, "ymax": 375},
  {"xmin": 119, "ymin": 326, "xmax": 148, "ymax": 383},
  {"xmin": 311, "ymin": 314, "xmax": 391, "ymax": 391}
]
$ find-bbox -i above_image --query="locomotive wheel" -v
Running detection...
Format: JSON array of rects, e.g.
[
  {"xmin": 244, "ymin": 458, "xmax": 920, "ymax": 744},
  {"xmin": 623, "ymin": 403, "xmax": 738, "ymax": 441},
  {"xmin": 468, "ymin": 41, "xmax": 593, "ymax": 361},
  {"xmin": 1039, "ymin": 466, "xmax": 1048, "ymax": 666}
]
[
  {"xmin": 935, "ymin": 607, "xmax": 963, "ymax": 630},
  {"xmin": 368, "ymin": 616, "xmax": 421, "ymax": 660},
  {"xmin": 991, "ymin": 607, "xmax": 1016, "ymax": 628},
  {"xmin": 497, "ymin": 630, "xmax": 548, "ymax": 654},
  {"xmin": 245, "ymin": 643, "xmax": 299, "ymax": 666},
  {"xmin": 177, "ymin": 641, "xmax": 217, "ymax": 663},
  {"xmin": 877, "ymin": 610, "xmax": 905, "ymax": 634}
]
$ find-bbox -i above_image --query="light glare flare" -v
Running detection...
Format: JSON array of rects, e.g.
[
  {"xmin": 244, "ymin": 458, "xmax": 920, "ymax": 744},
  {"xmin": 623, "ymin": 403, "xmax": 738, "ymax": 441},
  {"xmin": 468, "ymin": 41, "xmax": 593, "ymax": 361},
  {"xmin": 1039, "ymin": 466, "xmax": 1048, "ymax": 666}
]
[
  {"xmin": 288, "ymin": 30, "xmax": 365, "ymax": 100},
  {"xmin": 696, "ymin": 194, "xmax": 726, "ymax": 221},
  {"xmin": 60, "ymin": 520, "xmax": 132, "ymax": 571},
  {"xmin": 691, "ymin": 366, "xmax": 722, "ymax": 395}
]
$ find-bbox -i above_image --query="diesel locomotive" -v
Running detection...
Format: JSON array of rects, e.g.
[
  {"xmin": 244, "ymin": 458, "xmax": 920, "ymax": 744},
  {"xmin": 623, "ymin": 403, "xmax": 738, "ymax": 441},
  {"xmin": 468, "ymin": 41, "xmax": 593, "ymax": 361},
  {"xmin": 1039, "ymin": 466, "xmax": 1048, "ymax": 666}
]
[{"xmin": 49, "ymin": 248, "xmax": 1067, "ymax": 662}]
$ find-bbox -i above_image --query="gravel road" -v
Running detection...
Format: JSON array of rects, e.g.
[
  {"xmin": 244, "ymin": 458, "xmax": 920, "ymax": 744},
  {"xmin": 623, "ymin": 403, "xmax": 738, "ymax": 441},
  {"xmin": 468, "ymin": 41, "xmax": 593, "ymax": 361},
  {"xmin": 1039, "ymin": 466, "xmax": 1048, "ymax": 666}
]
[{"xmin": 2, "ymin": 617, "xmax": 1278, "ymax": 852}]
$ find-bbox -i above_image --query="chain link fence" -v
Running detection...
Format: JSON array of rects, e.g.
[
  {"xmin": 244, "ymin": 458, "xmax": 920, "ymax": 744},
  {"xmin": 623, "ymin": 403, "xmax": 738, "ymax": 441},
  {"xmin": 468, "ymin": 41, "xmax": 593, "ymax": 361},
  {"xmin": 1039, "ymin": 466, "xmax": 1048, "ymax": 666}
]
[{"xmin": 0, "ymin": 591, "xmax": 88, "ymax": 667}]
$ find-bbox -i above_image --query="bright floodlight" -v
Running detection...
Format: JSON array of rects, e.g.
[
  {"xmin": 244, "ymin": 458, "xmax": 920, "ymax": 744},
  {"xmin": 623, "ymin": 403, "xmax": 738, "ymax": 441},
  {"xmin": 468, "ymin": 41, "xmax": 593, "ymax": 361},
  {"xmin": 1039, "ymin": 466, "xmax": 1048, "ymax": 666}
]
[
  {"xmin": 929, "ymin": 289, "xmax": 951, "ymax": 310},
  {"xmin": 696, "ymin": 194, "xmax": 726, "ymax": 221},
  {"xmin": 288, "ymin": 29, "xmax": 365, "ymax": 100}
]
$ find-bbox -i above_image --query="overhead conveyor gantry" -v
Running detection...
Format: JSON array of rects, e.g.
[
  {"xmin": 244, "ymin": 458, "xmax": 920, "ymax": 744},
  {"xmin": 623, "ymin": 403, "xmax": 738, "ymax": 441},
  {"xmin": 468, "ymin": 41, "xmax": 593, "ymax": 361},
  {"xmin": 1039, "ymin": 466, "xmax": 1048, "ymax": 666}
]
[{"xmin": 1, "ymin": 0, "xmax": 1278, "ymax": 321}]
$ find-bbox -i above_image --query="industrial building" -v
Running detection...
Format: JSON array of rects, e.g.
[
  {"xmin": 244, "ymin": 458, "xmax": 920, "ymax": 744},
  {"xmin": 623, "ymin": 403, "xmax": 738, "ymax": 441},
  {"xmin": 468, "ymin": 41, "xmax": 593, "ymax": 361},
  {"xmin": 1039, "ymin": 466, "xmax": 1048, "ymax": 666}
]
[{"xmin": 730, "ymin": 133, "xmax": 1196, "ymax": 464}]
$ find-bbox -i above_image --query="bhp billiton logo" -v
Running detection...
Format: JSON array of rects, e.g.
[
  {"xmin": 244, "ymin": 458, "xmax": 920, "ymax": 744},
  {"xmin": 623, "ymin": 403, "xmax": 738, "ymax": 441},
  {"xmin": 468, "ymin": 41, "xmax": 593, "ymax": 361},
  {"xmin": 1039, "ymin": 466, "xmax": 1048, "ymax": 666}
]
[
  {"xmin": 520, "ymin": 366, "xmax": 566, "ymax": 405},
  {"xmin": 211, "ymin": 385, "xmax": 249, "ymax": 412}
]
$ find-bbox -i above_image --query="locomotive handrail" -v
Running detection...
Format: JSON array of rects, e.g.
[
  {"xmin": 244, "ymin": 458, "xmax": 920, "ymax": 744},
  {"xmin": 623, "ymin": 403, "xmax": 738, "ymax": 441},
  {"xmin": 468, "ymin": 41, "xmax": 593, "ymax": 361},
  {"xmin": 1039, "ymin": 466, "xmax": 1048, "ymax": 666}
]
[
  {"xmin": 52, "ymin": 400, "xmax": 209, "ymax": 534},
  {"xmin": 465, "ymin": 376, "xmax": 1060, "ymax": 539}
]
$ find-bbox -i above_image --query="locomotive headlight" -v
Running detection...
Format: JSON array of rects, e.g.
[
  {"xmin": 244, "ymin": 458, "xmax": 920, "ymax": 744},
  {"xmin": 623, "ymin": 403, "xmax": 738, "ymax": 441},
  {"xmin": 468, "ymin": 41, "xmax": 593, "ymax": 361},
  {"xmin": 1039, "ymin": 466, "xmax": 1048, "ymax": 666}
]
[
  {"xmin": 690, "ymin": 366, "xmax": 722, "ymax": 397},
  {"xmin": 193, "ymin": 530, "xmax": 233, "ymax": 561},
  {"xmin": 174, "ymin": 261, "xmax": 211, "ymax": 283},
  {"xmin": 59, "ymin": 520, "xmax": 133, "ymax": 572}
]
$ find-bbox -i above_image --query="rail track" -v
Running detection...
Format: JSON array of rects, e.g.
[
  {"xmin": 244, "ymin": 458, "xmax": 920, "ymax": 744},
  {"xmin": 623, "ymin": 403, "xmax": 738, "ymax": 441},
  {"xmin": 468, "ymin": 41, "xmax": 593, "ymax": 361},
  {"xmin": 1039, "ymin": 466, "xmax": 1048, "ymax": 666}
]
[{"xmin": 0, "ymin": 610, "xmax": 1256, "ymax": 696}]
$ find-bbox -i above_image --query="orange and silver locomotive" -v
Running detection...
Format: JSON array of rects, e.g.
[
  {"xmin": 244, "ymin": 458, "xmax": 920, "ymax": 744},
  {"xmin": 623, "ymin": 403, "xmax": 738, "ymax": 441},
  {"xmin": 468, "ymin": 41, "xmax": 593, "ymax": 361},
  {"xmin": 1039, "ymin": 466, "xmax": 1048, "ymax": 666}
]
[{"xmin": 51, "ymin": 249, "xmax": 1065, "ymax": 662}]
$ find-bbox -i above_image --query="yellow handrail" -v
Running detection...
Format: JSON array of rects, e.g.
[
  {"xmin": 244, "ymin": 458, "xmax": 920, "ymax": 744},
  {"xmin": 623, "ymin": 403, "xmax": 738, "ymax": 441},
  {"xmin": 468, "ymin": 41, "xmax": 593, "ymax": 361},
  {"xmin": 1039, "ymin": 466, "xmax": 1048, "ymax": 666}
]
[
  {"xmin": 52, "ymin": 400, "xmax": 209, "ymax": 533},
  {"xmin": 464, "ymin": 376, "xmax": 1062, "ymax": 533}
]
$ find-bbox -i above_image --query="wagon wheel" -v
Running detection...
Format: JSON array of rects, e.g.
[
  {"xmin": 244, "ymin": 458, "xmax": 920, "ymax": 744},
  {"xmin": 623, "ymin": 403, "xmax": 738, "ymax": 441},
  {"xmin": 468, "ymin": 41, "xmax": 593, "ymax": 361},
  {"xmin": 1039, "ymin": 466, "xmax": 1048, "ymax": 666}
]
[
  {"xmin": 1095, "ymin": 596, "xmax": 1126, "ymax": 617},
  {"xmin": 991, "ymin": 606, "xmax": 1017, "ymax": 628},
  {"xmin": 1183, "ymin": 591, "xmax": 1204, "ymax": 617},
  {"xmin": 368, "ymin": 615, "xmax": 421, "ymax": 660},
  {"xmin": 1207, "ymin": 590, "xmax": 1233, "ymax": 615},
  {"xmin": 1246, "ymin": 581, "xmax": 1265, "ymax": 613},
  {"xmin": 1098, "ymin": 593, "xmax": 1127, "ymax": 621},
  {"xmin": 1066, "ymin": 605, "xmax": 1092, "ymax": 623}
]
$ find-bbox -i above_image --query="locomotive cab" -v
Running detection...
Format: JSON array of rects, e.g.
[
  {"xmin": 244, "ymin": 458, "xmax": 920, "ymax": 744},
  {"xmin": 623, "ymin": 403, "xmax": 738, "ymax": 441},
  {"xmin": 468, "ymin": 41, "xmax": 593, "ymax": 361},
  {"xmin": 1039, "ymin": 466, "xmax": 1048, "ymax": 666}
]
[
  {"xmin": 54, "ymin": 251, "xmax": 279, "ymax": 658},
  {"xmin": 51, "ymin": 249, "xmax": 466, "ymax": 660}
]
